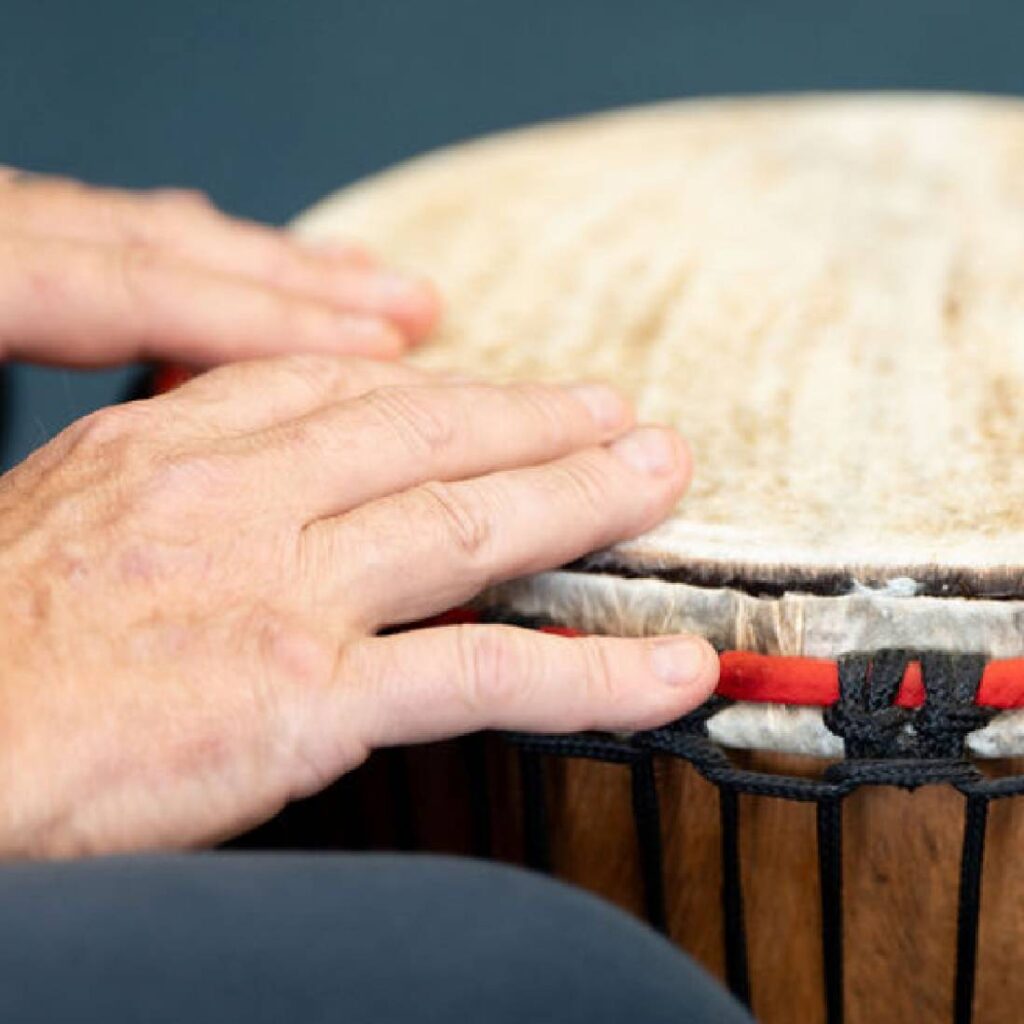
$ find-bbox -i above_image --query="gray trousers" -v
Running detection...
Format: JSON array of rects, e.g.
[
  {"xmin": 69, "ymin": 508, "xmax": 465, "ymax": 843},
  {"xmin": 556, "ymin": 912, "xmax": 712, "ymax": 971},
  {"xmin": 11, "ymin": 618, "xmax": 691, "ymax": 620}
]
[{"xmin": 0, "ymin": 852, "xmax": 752, "ymax": 1023}]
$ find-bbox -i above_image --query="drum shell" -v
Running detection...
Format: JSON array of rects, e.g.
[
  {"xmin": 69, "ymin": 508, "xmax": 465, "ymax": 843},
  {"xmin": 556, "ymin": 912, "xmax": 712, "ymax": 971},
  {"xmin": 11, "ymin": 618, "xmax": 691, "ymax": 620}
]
[{"xmin": 326, "ymin": 737, "xmax": 1024, "ymax": 1024}]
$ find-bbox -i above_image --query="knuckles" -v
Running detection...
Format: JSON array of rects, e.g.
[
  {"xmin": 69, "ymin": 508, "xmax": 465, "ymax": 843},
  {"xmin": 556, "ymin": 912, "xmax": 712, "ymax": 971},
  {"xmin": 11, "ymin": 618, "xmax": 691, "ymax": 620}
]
[
  {"xmin": 62, "ymin": 406, "xmax": 237, "ymax": 520},
  {"xmin": 511, "ymin": 383, "xmax": 578, "ymax": 450},
  {"xmin": 453, "ymin": 625, "xmax": 530, "ymax": 714},
  {"xmin": 360, "ymin": 386, "xmax": 455, "ymax": 457},
  {"xmin": 548, "ymin": 451, "xmax": 615, "ymax": 518},
  {"xmin": 249, "ymin": 605, "xmax": 336, "ymax": 692},
  {"xmin": 115, "ymin": 238, "xmax": 162, "ymax": 308},
  {"xmin": 193, "ymin": 354, "xmax": 349, "ymax": 410},
  {"xmin": 66, "ymin": 403, "xmax": 156, "ymax": 456},
  {"xmin": 415, "ymin": 481, "xmax": 492, "ymax": 560},
  {"xmin": 575, "ymin": 636, "xmax": 622, "ymax": 708}
]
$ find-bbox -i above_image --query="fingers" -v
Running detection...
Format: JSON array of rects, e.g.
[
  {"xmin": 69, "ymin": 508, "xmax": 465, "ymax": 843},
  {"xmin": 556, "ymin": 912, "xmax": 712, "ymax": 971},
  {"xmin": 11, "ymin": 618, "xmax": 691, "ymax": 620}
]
[
  {"xmin": 281, "ymin": 263, "xmax": 439, "ymax": 341},
  {"xmin": 156, "ymin": 354, "xmax": 436, "ymax": 434},
  {"xmin": 0, "ymin": 176, "xmax": 439, "ymax": 341},
  {"xmin": 333, "ymin": 626, "xmax": 719, "ymax": 747},
  {"xmin": 250, "ymin": 380, "xmax": 632, "ymax": 519},
  {"xmin": 301, "ymin": 237, "xmax": 376, "ymax": 267},
  {"xmin": 0, "ymin": 235, "xmax": 406, "ymax": 366},
  {"xmin": 305, "ymin": 425, "xmax": 690, "ymax": 628}
]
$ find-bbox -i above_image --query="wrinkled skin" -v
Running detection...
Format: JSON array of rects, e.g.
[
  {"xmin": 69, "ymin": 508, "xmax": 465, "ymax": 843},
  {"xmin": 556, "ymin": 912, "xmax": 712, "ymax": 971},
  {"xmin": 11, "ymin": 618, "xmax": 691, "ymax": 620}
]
[{"xmin": 0, "ymin": 173, "xmax": 718, "ymax": 857}]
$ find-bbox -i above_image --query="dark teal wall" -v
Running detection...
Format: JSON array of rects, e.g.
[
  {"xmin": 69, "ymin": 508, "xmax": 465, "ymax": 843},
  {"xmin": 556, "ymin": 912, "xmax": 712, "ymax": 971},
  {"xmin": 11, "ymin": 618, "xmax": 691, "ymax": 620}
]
[{"xmin": 2, "ymin": 0, "xmax": 1022, "ymax": 468}]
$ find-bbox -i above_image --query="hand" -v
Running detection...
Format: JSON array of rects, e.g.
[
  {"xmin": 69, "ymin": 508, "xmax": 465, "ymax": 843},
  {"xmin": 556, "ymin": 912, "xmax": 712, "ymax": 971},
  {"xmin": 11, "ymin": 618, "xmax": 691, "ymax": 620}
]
[
  {"xmin": 0, "ymin": 356, "xmax": 717, "ymax": 857},
  {"xmin": 0, "ymin": 168, "xmax": 439, "ymax": 366}
]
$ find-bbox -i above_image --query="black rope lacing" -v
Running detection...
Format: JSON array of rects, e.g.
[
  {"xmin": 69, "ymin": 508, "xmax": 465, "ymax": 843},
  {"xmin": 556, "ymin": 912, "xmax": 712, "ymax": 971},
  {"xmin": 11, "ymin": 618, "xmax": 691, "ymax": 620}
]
[{"xmin": 496, "ymin": 648, "xmax": 1024, "ymax": 1024}]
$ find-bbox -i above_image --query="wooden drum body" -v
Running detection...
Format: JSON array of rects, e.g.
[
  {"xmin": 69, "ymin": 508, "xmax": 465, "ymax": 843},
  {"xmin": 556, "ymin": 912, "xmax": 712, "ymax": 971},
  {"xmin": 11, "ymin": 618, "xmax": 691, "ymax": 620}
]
[{"xmin": 286, "ymin": 96, "xmax": 1024, "ymax": 1024}]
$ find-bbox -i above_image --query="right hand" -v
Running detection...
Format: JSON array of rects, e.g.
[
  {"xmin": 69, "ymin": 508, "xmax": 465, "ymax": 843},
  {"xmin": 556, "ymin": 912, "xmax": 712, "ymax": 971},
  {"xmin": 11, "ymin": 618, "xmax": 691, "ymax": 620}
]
[
  {"xmin": 0, "ymin": 168, "xmax": 439, "ymax": 367},
  {"xmin": 0, "ymin": 355, "xmax": 718, "ymax": 857}
]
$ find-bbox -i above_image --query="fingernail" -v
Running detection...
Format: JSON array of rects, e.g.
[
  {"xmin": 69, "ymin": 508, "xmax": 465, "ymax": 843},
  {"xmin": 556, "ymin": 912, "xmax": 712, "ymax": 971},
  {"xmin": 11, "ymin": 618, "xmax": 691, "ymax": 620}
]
[
  {"xmin": 648, "ymin": 637, "xmax": 711, "ymax": 688},
  {"xmin": 609, "ymin": 426, "xmax": 679, "ymax": 475},
  {"xmin": 567, "ymin": 383, "xmax": 629, "ymax": 430},
  {"xmin": 338, "ymin": 314, "xmax": 405, "ymax": 353}
]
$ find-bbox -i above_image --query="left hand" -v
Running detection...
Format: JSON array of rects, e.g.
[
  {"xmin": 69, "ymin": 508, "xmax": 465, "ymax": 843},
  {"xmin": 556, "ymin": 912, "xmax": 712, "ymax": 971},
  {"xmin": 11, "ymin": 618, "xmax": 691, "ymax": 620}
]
[{"xmin": 0, "ymin": 168, "xmax": 440, "ymax": 367}]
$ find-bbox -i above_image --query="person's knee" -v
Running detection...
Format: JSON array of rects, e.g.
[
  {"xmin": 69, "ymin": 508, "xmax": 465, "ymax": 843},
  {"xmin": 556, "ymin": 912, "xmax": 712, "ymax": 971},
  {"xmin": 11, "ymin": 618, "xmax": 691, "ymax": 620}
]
[
  {"xmin": 328, "ymin": 853, "xmax": 753, "ymax": 1024},
  {"xmin": 0, "ymin": 853, "xmax": 752, "ymax": 1024}
]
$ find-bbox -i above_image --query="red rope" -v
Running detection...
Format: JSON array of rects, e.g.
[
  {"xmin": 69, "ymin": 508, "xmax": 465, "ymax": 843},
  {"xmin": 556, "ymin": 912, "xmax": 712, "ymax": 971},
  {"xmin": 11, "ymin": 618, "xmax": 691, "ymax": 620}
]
[{"xmin": 152, "ymin": 364, "xmax": 193, "ymax": 394}]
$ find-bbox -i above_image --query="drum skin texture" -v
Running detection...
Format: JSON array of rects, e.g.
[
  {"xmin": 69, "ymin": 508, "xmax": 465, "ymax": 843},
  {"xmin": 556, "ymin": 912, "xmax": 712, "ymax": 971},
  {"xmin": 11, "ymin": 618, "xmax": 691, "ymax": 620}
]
[
  {"xmin": 288, "ymin": 96, "xmax": 1024, "ymax": 1024},
  {"xmin": 295, "ymin": 94, "xmax": 1024, "ymax": 600}
]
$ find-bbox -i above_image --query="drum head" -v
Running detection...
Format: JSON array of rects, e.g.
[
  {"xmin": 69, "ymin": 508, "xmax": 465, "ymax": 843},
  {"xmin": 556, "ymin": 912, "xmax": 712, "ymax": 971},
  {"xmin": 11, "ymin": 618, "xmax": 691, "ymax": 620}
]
[{"xmin": 294, "ymin": 96, "xmax": 1024, "ymax": 658}]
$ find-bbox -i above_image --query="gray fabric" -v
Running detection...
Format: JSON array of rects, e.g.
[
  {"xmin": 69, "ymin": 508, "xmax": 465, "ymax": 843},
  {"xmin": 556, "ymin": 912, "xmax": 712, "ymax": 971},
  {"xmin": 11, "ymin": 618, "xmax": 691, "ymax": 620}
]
[{"xmin": 0, "ymin": 852, "xmax": 752, "ymax": 1024}]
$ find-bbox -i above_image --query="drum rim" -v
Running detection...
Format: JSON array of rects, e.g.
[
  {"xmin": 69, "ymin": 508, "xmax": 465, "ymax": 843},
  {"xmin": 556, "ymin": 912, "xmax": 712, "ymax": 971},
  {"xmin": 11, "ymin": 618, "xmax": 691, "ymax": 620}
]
[{"xmin": 581, "ymin": 547, "xmax": 1024, "ymax": 600}]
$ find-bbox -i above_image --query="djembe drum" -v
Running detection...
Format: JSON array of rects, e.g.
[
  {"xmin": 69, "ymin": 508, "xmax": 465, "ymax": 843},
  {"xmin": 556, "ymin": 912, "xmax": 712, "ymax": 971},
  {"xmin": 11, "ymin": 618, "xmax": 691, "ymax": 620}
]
[{"xmin": 161, "ymin": 95, "xmax": 1024, "ymax": 1024}]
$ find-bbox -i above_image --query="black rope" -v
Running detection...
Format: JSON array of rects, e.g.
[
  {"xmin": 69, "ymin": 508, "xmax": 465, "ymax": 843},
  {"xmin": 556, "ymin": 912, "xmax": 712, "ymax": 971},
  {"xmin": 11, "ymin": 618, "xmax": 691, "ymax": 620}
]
[
  {"xmin": 719, "ymin": 786, "xmax": 751, "ymax": 1007},
  {"xmin": 497, "ymin": 647, "xmax": 1024, "ymax": 1024},
  {"xmin": 824, "ymin": 650, "xmax": 994, "ymax": 760},
  {"xmin": 817, "ymin": 796, "xmax": 845, "ymax": 1024},
  {"xmin": 953, "ymin": 793, "xmax": 990, "ymax": 1024},
  {"xmin": 824, "ymin": 650, "xmax": 912, "ymax": 759},
  {"xmin": 629, "ymin": 755, "xmax": 667, "ymax": 933}
]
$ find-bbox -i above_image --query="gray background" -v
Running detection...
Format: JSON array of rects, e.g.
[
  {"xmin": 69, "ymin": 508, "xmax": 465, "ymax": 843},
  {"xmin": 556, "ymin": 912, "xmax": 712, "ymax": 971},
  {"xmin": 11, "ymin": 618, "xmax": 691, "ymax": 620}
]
[{"xmin": 2, "ymin": 0, "xmax": 1022, "ymax": 469}]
